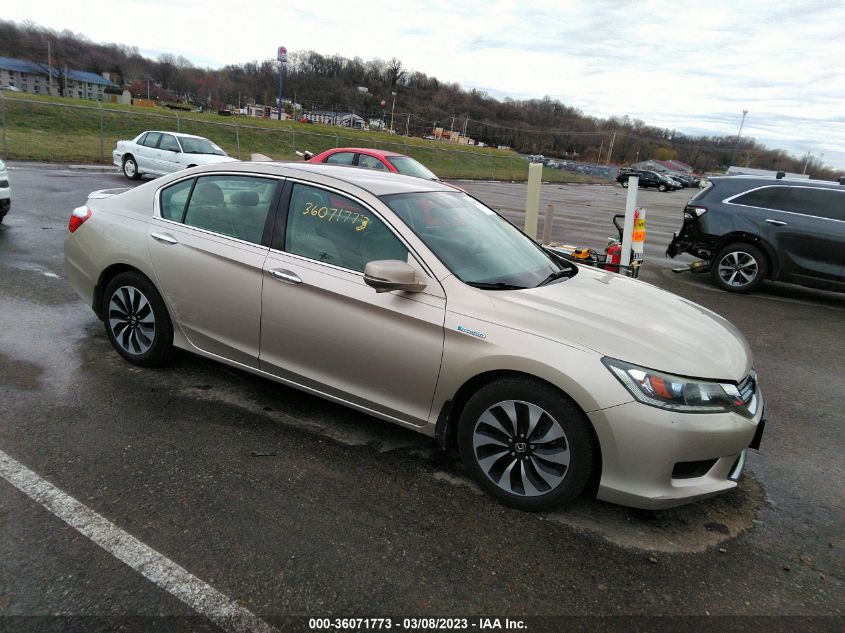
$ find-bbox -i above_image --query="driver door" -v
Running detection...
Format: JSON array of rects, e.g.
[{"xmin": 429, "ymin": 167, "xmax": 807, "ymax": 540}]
[{"xmin": 259, "ymin": 181, "xmax": 446, "ymax": 426}]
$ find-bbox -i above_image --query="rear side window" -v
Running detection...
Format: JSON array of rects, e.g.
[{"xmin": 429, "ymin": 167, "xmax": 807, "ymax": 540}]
[
  {"xmin": 777, "ymin": 188, "xmax": 845, "ymax": 221},
  {"xmin": 159, "ymin": 134, "xmax": 180, "ymax": 152},
  {"xmin": 181, "ymin": 175, "xmax": 278, "ymax": 244},
  {"xmin": 731, "ymin": 186, "xmax": 788, "ymax": 210},
  {"xmin": 325, "ymin": 152, "xmax": 355, "ymax": 165},
  {"xmin": 160, "ymin": 178, "xmax": 194, "ymax": 221}
]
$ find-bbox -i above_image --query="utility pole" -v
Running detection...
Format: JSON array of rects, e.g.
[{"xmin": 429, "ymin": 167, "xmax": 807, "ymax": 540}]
[
  {"xmin": 606, "ymin": 131, "xmax": 617, "ymax": 165},
  {"xmin": 462, "ymin": 116, "xmax": 468, "ymax": 138},
  {"xmin": 449, "ymin": 116, "xmax": 455, "ymax": 136},
  {"xmin": 47, "ymin": 41, "xmax": 52, "ymax": 95},
  {"xmin": 389, "ymin": 91, "xmax": 397, "ymax": 133},
  {"xmin": 597, "ymin": 140, "xmax": 604, "ymax": 165},
  {"xmin": 730, "ymin": 109, "xmax": 749, "ymax": 166},
  {"xmin": 802, "ymin": 151, "xmax": 810, "ymax": 175},
  {"xmin": 406, "ymin": 112, "xmax": 410, "ymax": 137}
]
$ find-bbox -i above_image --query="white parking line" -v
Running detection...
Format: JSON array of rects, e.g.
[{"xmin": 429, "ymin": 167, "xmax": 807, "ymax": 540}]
[{"xmin": 0, "ymin": 449, "xmax": 277, "ymax": 633}]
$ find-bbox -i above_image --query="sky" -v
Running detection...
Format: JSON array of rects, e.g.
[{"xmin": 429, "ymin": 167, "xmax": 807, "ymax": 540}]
[{"xmin": 7, "ymin": 0, "xmax": 845, "ymax": 170}]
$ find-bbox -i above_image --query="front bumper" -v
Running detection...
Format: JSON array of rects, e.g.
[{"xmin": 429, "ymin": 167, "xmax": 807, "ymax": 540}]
[{"xmin": 588, "ymin": 392, "xmax": 765, "ymax": 510}]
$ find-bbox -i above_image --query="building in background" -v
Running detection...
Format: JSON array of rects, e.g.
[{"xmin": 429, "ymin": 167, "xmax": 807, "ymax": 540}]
[{"xmin": 0, "ymin": 56, "xmax": 119, "ymax": 101}]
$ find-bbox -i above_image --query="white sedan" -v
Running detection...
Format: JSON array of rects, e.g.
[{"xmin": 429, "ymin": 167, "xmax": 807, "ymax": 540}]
[{"xmin": 113, "ymin": 131, "xmax": 238, "ymax": 180}]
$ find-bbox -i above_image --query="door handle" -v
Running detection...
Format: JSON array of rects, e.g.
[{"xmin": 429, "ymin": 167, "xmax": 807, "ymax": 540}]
[
  {"xmin": 268, "ymin": 269, "xmax": 302, "ymax": 284},
  {"xmin": 151, "ymin": 232, "xmax": 178, "ymax": 245},
  {"xmin": 765, "ymin": 219, "xmax": 787, "ymax": 226}
]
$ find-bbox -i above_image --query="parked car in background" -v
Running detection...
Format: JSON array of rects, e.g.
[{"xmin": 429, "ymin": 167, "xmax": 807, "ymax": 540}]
[
  {"xmin": 308, "ymin": 147, "xmax": 439, "ymax": 181},
  {"xmin": 667, "ymin": 176, "xmax": 845, "ymax": 293},
  {"xmin": 113, "ymin": 131, "xmax": 238, "ymax": 180},
  {"xmin": 616, "ymin": 169, "xmax": 680, "ymax": 192},
  {"xmin": 65, "ymin": 161, "xmax": 765, "ymax": 513},
  {"xmin": 0, "ymin": 159, "xmax": 10, "ymax": 222}
]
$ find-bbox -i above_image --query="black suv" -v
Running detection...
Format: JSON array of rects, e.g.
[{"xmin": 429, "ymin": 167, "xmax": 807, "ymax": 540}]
[
  {"xmin": 616, "ymin": 169, "xmax": 680, "ymax": 192},
  {"xmin": 667, "ymin": 176, "xmax": 845, "ymax": 293}
]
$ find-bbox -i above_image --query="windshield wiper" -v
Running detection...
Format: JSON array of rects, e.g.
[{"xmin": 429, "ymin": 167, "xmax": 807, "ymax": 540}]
[
  {"xmin": 536, "ymin": 268, "xmax": 576, "ymax": 287},
  {"xmin": 466, "ymin": 281, "xmax": 526, "ymax": 290}
]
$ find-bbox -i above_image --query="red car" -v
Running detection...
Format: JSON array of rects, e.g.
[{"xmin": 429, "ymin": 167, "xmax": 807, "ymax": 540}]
[{"xmin": 307, "ymin": 147, "xmax": 439, "ymax": 181}]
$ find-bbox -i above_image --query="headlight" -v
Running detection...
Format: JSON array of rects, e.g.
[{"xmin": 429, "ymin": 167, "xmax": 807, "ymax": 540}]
[{"xmin": 602, "ymin": 357, "xmax": 752, "ymax": 415}]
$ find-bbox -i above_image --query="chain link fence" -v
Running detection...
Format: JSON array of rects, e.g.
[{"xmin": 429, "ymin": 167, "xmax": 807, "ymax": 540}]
[{"xmin": 0, "ymin": 95, "xmax": 609, "ymax": 183}]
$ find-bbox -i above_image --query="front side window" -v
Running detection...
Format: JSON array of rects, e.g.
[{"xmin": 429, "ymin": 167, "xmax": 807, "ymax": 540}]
[
  {"xmin": 358, "ymin": 154, "xmax": 388, "ymax": 171},
  {"xmin": 776, "ymin": 188, "xmax": 845, "ymax": 221},
  {"xmin": 180, "ymin": 175, "xmax": 278, "ymax": 244},
  {"xmin": 142, "ymin": 132, "xmax": 162, "ymax": 148},
  {"xmin": 159, "ymin": 134, "xmax": 181, "ymax": 152},
  {"xmin": 325, "ymin": 152, "xmax": 355, "ymax": 165},
  {"xmin": 383, "ymin": 191, "xmax": 568, "ymax": 289},
  {"xmin": 285, "ymin": 183, "xmax": 407, "ymax": 271}
]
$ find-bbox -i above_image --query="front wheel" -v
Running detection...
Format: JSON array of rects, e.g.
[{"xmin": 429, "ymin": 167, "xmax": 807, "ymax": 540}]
[
  {"xmin": 711, "ymin": 243, "xmax": 768, "ymax": 293},
  {"xmin": 122, "ymin": 156, "xmax": 140, "ymax": 180},
  {"xmin": 458, "ymin": 378, "xmax": 595, "ymax": 512},
  {"xmin": 103, "ymin": 272, "xmax": 174, "ymax": 366},
  {"xmin": 621, "ymin": 180, "xmax": 629, "ymax": 188},
  {"xmin": 658, "ymin": 183, "xmax": 667, "ymax": 192}
]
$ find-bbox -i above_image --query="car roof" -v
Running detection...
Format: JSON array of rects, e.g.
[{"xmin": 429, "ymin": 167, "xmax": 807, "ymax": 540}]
[
  {"xmin": 710, "ymin": 175, "xmax": 845, "ymax": 190},
  {"xmin": 322, "ymin": 147, "xmax": 403, "ymax": 158},
  {"xmin": 201, "ymin": 161, "xmax": 456, "ymax": 197},
  {"xmin": 142, "ymin": 130, "xmax": 208, "ymax": 140}
]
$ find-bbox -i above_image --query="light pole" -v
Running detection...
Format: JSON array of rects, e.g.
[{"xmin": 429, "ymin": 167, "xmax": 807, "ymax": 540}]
[
  {"xmin": 389, "ymin": 91, "xmax": 397, "ymax": 134},
  {"xmin": 276, "ymin": 46, "xmax": 287, "ymax": 121},
  {"xmin": 730, "ymin": 109, "xmax": 748, "ymax": 166}
]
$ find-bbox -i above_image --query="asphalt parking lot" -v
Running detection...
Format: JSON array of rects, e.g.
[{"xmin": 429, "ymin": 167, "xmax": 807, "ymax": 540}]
[{"xmin": 0, "ymin": 163, "xmax": 843, "ymax": 631}]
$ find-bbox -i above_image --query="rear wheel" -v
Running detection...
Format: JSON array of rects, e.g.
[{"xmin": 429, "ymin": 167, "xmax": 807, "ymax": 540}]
[
  {"xmin": 122, "ymin": 156, "xmax": 140, "ymax": 180},
  {"xmin": 711, "ymin": 242, "xmax": 768, "ymax": 293},
  {"xmin": 103, "ymin": 272, "xmax": 173, "ymax": 366},
  {"xmin": 458, "ymin": 378, "xmax": 595, "ymax": 512},
  {"xmin": 621, "ymin": 179, "xmax": 629, "ymax": 188}
]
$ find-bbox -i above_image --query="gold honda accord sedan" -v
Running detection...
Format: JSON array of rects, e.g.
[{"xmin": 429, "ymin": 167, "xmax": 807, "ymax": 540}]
[{"xmin": 64, "ymin": 162, "xmax": 765, "ymax": 511}]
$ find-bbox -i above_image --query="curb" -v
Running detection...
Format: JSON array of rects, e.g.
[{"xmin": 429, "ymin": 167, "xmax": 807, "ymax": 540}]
[{"xmin": 7, "ymin": 161, "xmax": 116, "ymax": 173}]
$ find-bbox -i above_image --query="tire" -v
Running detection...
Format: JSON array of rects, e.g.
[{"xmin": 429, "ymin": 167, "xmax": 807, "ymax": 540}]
[
  {"xmin": 711, "ymin": 242, "xmax": 768, "ymax": 293},
  {"xmin": 621, "ymin": 179, "xmax": 629, "ymax": 188},
  {"xmin": 122, "ymin": 156, "xmax": 140, "ymax": 180},
  {"xmin": 102, "ymin": 271, "xmax": 174, "ymax": 366},
  {"xmin": 457, "ymin": 378, "xmax": 595, "ymax": 512},
  {"xmin": 658, "ymin": 183, "xmax": 667, "ymax": 192}
]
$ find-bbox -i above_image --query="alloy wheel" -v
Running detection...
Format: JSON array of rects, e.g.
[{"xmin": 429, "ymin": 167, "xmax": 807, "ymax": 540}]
[
  {"xmin": 472, "ymin": 400, "xmax": 570, "ymax": 497},
  {"xmin": 717, "ymin": 251, "xmax": 759, "ymax": 288},
  {"xmin": 108, "ymin": 286, "xmax": 156, "ymax": 355}
]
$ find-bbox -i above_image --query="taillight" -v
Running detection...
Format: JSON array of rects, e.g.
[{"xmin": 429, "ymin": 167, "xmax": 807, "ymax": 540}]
[
  {"xmin": 683, "ymin": 205, "xmax": 707, "ymax": 220},
  {"xmin": 68, "ymin": 205, "xmax": 92, "ymax": 233}
]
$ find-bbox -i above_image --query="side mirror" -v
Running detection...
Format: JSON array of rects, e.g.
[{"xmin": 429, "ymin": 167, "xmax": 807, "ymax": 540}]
[{"xmin": 364, "ymin": 260, "xmax": 427, "ymax": 293}]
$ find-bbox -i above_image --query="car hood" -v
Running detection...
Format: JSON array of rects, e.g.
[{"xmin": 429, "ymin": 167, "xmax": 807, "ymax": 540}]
[
  {"xmin": 187, "ymin": 155, "xmax": 239, "ymax": 165},
  {"xmin": 488, "ymin": 266, "xmax": 752, "ymax": 381}
]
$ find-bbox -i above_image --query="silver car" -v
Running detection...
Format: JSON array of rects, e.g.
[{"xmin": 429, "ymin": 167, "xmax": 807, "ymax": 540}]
[{"xmin": 64, "ymin": 163, "xmax": 765, "ymax": 511}]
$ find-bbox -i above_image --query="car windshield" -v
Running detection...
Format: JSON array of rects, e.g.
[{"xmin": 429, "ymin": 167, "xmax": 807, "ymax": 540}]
[
  {"xmin": 385, "ymin": 156, "xmax": 439, "ymax": 180},
  {"xmin": 382, "ymin": 191, "xmax": 574, "ymax": 289},
  {"xmin": 178, "ymin": 137, "xmax": 227, "ymax": 156}
]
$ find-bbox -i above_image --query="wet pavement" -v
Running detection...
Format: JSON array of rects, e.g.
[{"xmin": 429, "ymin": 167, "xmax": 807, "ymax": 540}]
[{"xmin": 0, "ymin": 164, "xmax": 842, "ymax": 630}]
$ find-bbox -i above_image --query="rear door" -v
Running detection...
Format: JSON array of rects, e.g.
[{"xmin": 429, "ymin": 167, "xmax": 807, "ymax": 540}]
[
  {"xmin": 146, "ymin": 173, "xmax": 282, "ymax": 367},
  {"xmin": 729, "ymin": 185, "xmax": 845, "ymax": 283},
  {"xmin": 258, "ymin": 180, "xmax": 446, "ymax": 425}
]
